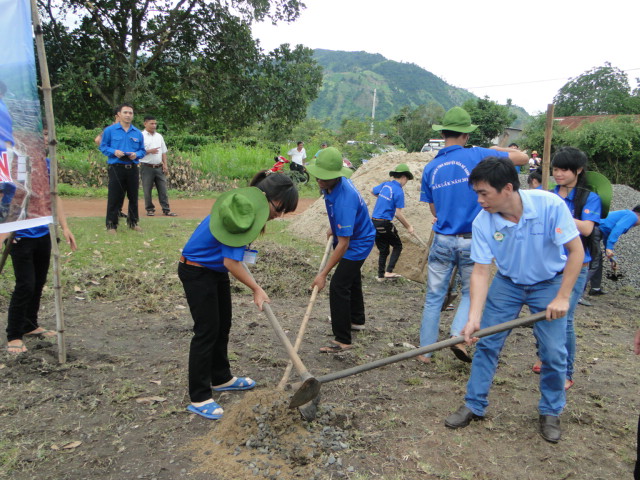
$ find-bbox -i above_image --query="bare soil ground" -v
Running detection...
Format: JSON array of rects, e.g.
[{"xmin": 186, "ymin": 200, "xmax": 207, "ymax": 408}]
[
  {"xmin": 2, "ymin": 239, "xmax": 639, "ymax": 480},
  {"xmin": 61, "ymin": 197, "xmax": 316, "ymax": 220}
]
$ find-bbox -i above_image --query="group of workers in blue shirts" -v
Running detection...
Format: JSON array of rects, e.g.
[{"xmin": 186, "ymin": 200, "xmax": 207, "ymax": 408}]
[{"xmin": 176, "ymin": 105, "xmax": 637, "ymax": 454}]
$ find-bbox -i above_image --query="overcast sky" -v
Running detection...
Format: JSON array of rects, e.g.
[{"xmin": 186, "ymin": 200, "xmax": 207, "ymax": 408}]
[{"xmin": 252, "ymin": 0, "xmax": 640, "ymax": 116}]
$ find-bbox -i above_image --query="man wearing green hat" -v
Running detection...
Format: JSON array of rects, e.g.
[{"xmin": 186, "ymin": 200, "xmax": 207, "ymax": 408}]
[
  {"xmin": 418, "ymin": 106, "xmax": 528, "ymax": 364},
  {"xmin": 308, "ymin": 147, "xmax": 376, "ymax": 353},
  {"xmin": 371, "ymin": 163, "xmax": 415, "ymax": 281}
]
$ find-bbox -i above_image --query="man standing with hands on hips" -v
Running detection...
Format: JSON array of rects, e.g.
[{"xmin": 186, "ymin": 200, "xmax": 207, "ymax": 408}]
[
  {"xmin": 99, "ymin": 103, "xmax": 146, "ymax": 232},
  {"xmin": 141, "ymin": 116, "xmax": 176, "ymax": 217}
]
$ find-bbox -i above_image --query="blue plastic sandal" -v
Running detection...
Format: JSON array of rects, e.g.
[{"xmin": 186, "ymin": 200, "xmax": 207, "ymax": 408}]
[
  {"xmin": 213, "ymin": 376, "xmax": 256, "ymax": 392},
  {"xmin": 186, "ymin": 401, "xmax": 224, "ymax": 420}
]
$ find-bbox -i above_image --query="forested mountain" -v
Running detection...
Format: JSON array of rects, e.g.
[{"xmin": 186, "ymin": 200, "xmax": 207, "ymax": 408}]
[{"xmin": 309, "ymin": 49, "xmax": 478, "ymax": 128}]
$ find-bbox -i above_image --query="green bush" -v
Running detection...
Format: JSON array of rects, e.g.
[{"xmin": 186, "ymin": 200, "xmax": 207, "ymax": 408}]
[{"xmin": 57, "ymin": 124, "xmax": 102, "ymax": 150}]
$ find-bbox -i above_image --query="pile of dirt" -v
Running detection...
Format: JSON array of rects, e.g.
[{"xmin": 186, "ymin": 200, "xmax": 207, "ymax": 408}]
[
  {"xmin": 287, "ymin": 150, "xmax": 437, "ymax": 282},
  {"xmin": 190, "ymin": 389, "xmax": 353, "ymax": 480}
]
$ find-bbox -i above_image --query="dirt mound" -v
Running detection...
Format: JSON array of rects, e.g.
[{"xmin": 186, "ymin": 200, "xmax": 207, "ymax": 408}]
[
  {"xmin": 190, "ymin": 389, "xmax": 352, "ymax": 479},
  {"xmin": 287, "ymin": 150, "xmax": 436, "ymax": 282}
]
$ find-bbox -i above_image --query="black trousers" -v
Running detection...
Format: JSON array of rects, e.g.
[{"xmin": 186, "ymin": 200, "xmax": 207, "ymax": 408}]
[
  {"xmin": 106, "ymin": 164, "xmax": 139, "ymax": 229},
  {"xmin": 587, "ymin": 226, "xmax": 603, "ymax": 289},
  {"xmin": 178, "ymin": 262, "xmax": 233, "ymax": 403},
  {"xmin": 329, "ymin": 258, "xmax": 366, "ymax": 345},
  {"xmin": 6, "ymin": 235, "xmax": 51, "ymax": 341},
  {"xmin": 373, "ymin": 219, "xmax": 403, "ymax": 278}
]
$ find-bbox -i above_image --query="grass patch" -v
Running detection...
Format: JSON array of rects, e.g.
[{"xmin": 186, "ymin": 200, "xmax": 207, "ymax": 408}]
[{"xmin": 0, "ymin": 217, "xmax": 323, "ymax": 312}]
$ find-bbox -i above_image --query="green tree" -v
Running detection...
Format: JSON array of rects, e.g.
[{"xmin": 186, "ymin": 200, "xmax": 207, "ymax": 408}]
[
  {"xmin": 518, "ymin": 114, "xmax": 572, "ymax": 154},
  {"xmin": 392, "ymin": 103, "xmax": 445, "ymax": 152},
  {"xmin": 553, "ymin": 62, "xmax": 640, "ymax": 116},
  {"xmin": 462, "ymin": 97, "xmax": 516, "ymax": 147},
  {"xmin": 39, "ymin": 0, "xmax": 321, "ymax": 133},
  {"xmin": 569, "ymin": 116, "xmax": 640, "ymax": 188}
]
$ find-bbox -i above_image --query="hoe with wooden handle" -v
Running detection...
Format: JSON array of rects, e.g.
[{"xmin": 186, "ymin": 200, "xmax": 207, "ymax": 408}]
[
  {"xmin": 277, "ymin": 235, "xmax": 334, "ymax": 390},
  {"xmin": 242, "ymin": 263, "xmax": 320, "ymax": 408}
]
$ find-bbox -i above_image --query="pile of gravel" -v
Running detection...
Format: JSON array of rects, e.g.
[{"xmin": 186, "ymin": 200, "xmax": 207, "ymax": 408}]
[
  {"xmin": 603, "ymin": 184, "xmax": 640, "ymax": 291},
  {"xmin": 191, "ymin": 389, "xmax": 356, "ymax": 480}
]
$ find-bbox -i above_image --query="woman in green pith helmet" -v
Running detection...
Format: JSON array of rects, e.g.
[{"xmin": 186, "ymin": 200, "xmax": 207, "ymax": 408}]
[{"xmin": 179, "ymin": 172, "xmax": 297, "ymax": 420}]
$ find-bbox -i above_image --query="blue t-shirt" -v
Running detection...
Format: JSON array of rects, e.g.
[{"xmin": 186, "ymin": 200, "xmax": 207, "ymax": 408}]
[
  {"xmin": 471, "ymin": 189, "xmax": 580, "ymax": 285},
  {"xmin": 420, "ymin": 145, "xmax": 509, "ymax": 235},
  {"xmin": 371, "ymin": 180, "xmax": 405, "ymax": 221},
  {"xmin": 99, "ymin": 123, "xmax": 146, "ymax": 165},
  {"xmin": 16, "ymin": 157, "xmax": 51, "ymax": 239},
  {"xmin": 599, "ymin": 210, "xmax": 638, "ymax": 250},
  {"xmin": 552, "ymin": 186, "xmax": 601, "ymax": 263},
  {"xmin": 323, "ymin": 178, "xmax": 375, "ymax": 261},
  {"xmin": 181, "ymin": 215, "xmax": 246, "ymax": 271}
]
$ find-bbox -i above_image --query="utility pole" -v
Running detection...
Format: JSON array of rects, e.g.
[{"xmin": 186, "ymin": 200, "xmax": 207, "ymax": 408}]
[{"xmin": 370, "ymin": 88, "xmax": 377, "ymax": 136}]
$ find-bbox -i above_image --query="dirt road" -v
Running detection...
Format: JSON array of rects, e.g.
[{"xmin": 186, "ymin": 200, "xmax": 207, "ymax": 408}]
[{"xmin": 62, "ymin": 197, "xmax": 316, "ymax": 219}]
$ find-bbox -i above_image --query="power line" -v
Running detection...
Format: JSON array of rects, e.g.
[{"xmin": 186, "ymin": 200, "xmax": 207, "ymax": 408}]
[{"xmin": 467, "ymin": 67, "xmax": 640, "ymax": 90}]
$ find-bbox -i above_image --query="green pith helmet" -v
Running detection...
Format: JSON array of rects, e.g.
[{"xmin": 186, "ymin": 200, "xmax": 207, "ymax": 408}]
[
  {"xmin": 432, "ymin": 106, "xmax": 478, "ymax": 133},
  {"xmin": 306, "ymin": 147, "xmax": 353, "ymax": 180}
]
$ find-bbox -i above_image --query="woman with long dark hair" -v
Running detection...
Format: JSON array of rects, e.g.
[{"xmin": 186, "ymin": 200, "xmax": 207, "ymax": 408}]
[
  {"xmin": 179, "ymin": 172, "xmax": 297, "ymax": 419},
  {"xmin": 532, "ymin": 147, "xmax": 601, "ymax": 390}
]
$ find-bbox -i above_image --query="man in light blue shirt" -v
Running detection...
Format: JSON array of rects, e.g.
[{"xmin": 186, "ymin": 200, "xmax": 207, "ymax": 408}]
[
  {"xmin": 444, "ymin": 157, "xmax": 584, "ymax": 444},
  {"xmin": 418, "ymin": 107, "xmax": 528, "ymax": 364}
]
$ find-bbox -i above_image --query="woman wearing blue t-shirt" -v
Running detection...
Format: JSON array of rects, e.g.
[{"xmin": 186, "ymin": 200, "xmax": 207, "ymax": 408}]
[
  {"xmin": 307, "ymin": 147, "xmax": 376, "ymax": 353},
  {"xmin": 371, "ymin": 163, "xmax": 415, "ymax": 281},
  {"xmin": 532, "ymin": 147, "xmax": 601, "ymax": 391},
  {"xmin": 179, "ymin": 172, "xmax": 297, "ymax": 420}
]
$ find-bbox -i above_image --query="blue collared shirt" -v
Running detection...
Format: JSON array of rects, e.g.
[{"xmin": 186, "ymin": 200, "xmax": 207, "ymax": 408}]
[
  {"xmin": 420, "ymin": 145, "xmax": 509, "ymax": 235},
  {"xmin": 323, "ymin": 178, "xmax": 375, "ymax": 261},
  {"xmin": 99, "ymin": 123, "xmax": 146, "ymax": 165},
  {"xmin": 471, "ymin": 189, "xmax": 580, "ymax": 285},
  {"xmin": 599, "ymin": 209, "xmax": 638, "ymax": 250},
  {"xmin": 371, "ymin": 180, "xmax": 405, "ymax": 220},
  {"xmin": 552, "ymin": 185, "xmax": 601, "ymax": 263},
  {"xmin": 181, "ymin": 215, "xmax": 246, "ymax": 271}
]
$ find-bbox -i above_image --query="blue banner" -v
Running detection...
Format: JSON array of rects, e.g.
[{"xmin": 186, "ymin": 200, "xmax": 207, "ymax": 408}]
[{"xmin": 0, "ymin": 0, "xmax": 52, "ymax": 234}]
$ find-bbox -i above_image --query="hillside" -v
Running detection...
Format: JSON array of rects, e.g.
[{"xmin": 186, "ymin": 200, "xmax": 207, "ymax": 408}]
[{"xmin": 309, "ymin": 49, "xmax": 529, "ymax": 129}]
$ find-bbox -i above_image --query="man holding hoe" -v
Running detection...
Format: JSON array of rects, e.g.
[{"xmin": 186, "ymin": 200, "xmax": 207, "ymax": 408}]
[
  {"xmin": 418, "ymin": 107, "xmax": 527, "ymax": 364},
  {"xmin": 307, "ymin": 147, "xmax": 375, "ymax": 353},
  {"xmin": 444, "ymin": 157, "xmax": 584, "ymax": 443}
]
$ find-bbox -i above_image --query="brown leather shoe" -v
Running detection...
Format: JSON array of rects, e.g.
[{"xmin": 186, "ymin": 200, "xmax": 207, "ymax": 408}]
[
  {"xmin": 445, "ymin": 405, "xmax": 483, "ymax": 429},
  {"xmin": 450, "ymin": 342, "xmax": 472, "ymax": 363},
  {"xmin": 539, "ymin": 415, "xmax": 561, "ymax": 443}
]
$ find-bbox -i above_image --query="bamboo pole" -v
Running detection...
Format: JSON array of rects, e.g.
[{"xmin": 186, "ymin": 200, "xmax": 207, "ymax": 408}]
[
  {"xmin": 31, "ymin": 0, "xmax": 66, "ymax": 363},
  {"xmin": 541, "ymin": 104, "xmax": 555, "ymax": 191}
]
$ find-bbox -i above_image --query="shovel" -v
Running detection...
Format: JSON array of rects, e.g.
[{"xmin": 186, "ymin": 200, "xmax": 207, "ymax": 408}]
[
  {"xmin": 441, "ymin": 265, "xmax": 459, "ymax": 312},
  {"xmin": 317, "ymin": 311, "xmax": 547, "ymax": 384},
  {"xmin": 277, "ymin": 235, "xmax": 333, "ymax": 389},
  {"xmin": 241, "ymin": 263, "xmax": 320, "ymax": 408}
]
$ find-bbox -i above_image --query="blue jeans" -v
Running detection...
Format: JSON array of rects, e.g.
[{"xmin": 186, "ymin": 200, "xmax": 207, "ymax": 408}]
[
  {"xmin": 419, "ymin": 234, "xmax": 473, "ymax": 356},
  {"xmin": 465, "ymin": 272, "xmax": 568, "ymax": 417},
  {"xmin": 566, "ymin": 266, "xmax": 588, "ymax": 380}
]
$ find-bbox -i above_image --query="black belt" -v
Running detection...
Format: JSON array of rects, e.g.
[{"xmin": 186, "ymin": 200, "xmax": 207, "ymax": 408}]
[
  {"xmin": 442, "ymin": 232, "xmax": 472, "ymax": 239},
  {"xmin": 142, "ymin": 163, "xmax": 162, "ymax": 168},
  {"xmin": 372, "ymin": 218, "xmax": 391, "ymax": 222},
  {"xmin": 113, "ymin": 163, "xmax": 136, "ymax": 169}
]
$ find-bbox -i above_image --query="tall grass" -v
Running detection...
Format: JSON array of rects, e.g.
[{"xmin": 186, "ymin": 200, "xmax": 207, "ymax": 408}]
[
  {"xmin": 187, "ymin": 141, "xmax": 322, "ymax": 180},
  {"xmin": 188, "ymin": 143, "xmax": 278, "ymax": 180}
]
